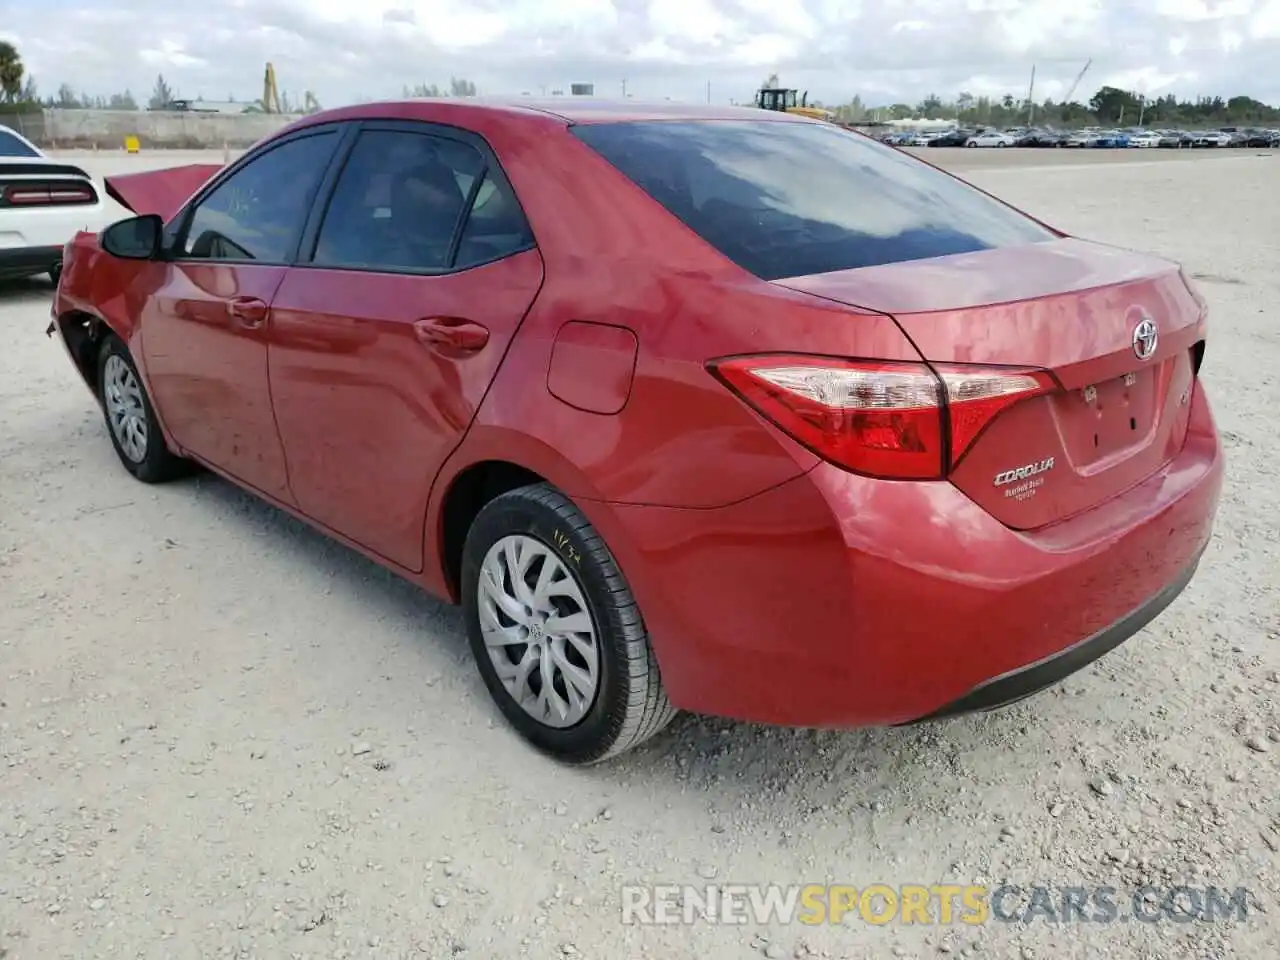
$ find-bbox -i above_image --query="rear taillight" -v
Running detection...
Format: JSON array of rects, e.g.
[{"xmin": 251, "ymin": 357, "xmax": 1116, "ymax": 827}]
[
  {"xmin": 708, "ymin": 355, "xmax": 1055, "ymax": 480},
  {"xmin": 1, "ymin": 182, "xmax": 97, "ymax": 206}
]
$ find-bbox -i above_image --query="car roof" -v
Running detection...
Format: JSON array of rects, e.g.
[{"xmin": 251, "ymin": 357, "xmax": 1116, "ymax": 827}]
[{"xmin": 325, "ymin": 97, "xmax": 809, "ymax": 126}]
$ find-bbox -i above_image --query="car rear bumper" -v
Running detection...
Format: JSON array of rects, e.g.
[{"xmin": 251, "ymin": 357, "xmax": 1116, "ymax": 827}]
[
  {"xmin": 905, "ymin": 547, "xmax": 1203, "ymax": 722},
  {"xmin": 0, "ymin": 201, "xmax": 106, "ymax": 278},
  {"xmin": 603, "ymin": 384, "xmax": 1223, "ymax": 727},
  {"xmin": 0, "ymin": 243, "xmax": 61, "ymax": 279}
]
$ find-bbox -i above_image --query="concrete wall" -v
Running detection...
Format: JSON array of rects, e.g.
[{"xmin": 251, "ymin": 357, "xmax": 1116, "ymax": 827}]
[{"xmin": 0, "ymin": 109, "xmax": 303, "ymax": 149}]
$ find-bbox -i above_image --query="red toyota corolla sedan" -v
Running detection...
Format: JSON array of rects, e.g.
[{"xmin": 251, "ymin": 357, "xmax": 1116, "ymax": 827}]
[{"xmin": 48, "ymin": 99, "xmax": 1223, "ymax": 763}]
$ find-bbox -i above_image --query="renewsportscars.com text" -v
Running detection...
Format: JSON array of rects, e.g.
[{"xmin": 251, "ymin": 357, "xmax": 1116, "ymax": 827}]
[{"xmin": 620, "ymin": 883, "xmax": 1253, "ymax": 926}]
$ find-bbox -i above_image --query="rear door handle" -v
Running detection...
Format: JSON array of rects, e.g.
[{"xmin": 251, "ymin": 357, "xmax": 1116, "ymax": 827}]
[
  {"xmin": 228, "ymin": 296, "xmax": 268, "ymax": 329},
  {"xmin": 413, "ymin": 316, "xmax": 489, "ymax": 354}
]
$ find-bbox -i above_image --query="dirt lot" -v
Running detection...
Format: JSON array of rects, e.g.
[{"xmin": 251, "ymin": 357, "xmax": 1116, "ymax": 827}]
[{"xmin": 1, "ymin": 148, "xmax": 1277, "ymax": 959}]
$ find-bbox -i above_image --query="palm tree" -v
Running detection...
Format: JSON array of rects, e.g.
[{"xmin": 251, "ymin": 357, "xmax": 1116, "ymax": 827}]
[{"xmin": 0, "ymin": 41, "xmax": 24, "ymax": 103}]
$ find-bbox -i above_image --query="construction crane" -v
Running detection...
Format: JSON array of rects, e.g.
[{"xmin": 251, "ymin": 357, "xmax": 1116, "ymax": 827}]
[
  {"xmin": 257, "ymin": 62, "xmax": 321, "ymax": 114},
  {"xmin": 262, "ymin": 62, "xmax": 282, "ymax": 114},
  {"xmin": 1063, "ymin": 59, "xmax": 1093, "ymax": 106}
]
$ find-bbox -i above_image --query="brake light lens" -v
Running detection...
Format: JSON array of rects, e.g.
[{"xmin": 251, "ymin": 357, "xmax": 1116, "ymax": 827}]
[
  {"xmin": 2, "ymin": 183, "xmax": 97, "ymax": 206},
  {"xmin": 708, "ymin": 355, "xmax": 1054, "ymax": 479}
]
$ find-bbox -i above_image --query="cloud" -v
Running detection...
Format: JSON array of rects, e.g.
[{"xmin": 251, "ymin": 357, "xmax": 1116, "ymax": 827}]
[{"xmin": 2, "ymin": 0, "xmax": 1278, "ymax": 106}]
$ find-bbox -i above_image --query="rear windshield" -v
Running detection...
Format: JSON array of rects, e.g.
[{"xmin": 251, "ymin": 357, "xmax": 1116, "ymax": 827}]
[
  {"xmin": 0, "ymin": 129, "xmax": 40, "ymax": 158},
  {"xmin": 572, "ymin": 120, "xmax": 1055, "ymax": 281}
]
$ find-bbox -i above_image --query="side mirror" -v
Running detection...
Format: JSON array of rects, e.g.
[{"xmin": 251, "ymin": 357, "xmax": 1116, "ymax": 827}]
[{"xmin": 101, "ymin": 214, "xmax": 163, "ymax": 260}]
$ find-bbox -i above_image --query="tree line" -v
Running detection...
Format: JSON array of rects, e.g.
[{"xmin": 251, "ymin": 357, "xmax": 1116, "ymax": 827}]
[
  {"xmin": 831, "ymin": 87, "xmax": 1280, "ymax": 127},
  {"xmin": 4, "ymin": 39, "xmax": 1277, "ymax": 128}
]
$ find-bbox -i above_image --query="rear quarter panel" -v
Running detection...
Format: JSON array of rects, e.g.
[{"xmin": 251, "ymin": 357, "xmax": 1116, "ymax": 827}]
[{"xmin": 443, "ymin": 119, "xmax": 925, "ymax": 509}]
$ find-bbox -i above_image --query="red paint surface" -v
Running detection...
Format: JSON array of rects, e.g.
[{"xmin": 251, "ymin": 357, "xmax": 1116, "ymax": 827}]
[
  {"xmin": 54, "ymin": 99, "xmax": 1224, "ymax": 727},
  {"xmin": 105, "ymin": 164, "xmax": 224, "ymax": 221},
  {"xmin": 546, "ymin": 321, "xmax": 639, "ymax": 415}
]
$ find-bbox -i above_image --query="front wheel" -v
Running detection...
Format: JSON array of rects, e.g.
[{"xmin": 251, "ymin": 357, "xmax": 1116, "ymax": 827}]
[
  {"xmin": 96, "ymin": 335, "xmax": 191, "ymax": 483},
  {"xmin": 461, "ymin": 483, "xmax": 676, "ymax": 764}
]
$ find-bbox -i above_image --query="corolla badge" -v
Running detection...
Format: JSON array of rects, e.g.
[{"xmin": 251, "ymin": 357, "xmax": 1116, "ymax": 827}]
[
  {"xmin": 1132, "ymin": 313, "xmax": 1159, "ymax": 360},
  {"xmin": 993, "ymin": 457, "xmax": 1055, "ymax": 487}
]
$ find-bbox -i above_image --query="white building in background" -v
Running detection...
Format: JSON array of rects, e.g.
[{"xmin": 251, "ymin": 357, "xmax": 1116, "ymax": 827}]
[{"xmin": 885, "ymin": 118, "xmax": 958, "ymax": 131}]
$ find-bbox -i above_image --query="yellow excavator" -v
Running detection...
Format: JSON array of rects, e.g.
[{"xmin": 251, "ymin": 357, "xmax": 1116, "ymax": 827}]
[
  {"xmin": 754, "ymin": 87, "xmax": 834, "ymax": 121},
  {"xmin": 259, "ymin": 62, "xmax": 321, "ymax": 114}
]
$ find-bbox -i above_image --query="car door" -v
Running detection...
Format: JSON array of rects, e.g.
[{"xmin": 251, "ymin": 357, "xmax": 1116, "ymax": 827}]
[
  {"xmin": 267, "ymin": 122, "xmax": 544, "ymax": 571},
  {"xmin": 141, "ymin": 127, "xmax": 345, "ymax": 502}
]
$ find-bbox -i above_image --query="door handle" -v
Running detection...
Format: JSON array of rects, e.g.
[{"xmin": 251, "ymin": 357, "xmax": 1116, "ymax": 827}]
[
  {"xmin": 413, "ymin": 316, "xmax": 489, "ymax": 354},
  {"xmin": 227, "ymin": 296, "xmax": 268, "ymax": 329}
]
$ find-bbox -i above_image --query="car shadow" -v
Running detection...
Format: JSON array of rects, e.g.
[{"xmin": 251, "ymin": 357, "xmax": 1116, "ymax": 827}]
[
  {"xmin": 0, "ymin": 275, "xmax": 56, "ymax": 303},
  {"xmin": 172, "ymin": 456, "xmax": 1104, "ymax": 825},
  {"xmin": 181, "ymin": 466, "xmax": 472, "ymax": 661}
]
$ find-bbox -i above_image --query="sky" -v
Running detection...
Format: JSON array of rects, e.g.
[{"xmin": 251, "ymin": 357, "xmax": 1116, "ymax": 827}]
[{"xmin": 3, "ymin": 0, "xmax": 1280, "ymax": 108}]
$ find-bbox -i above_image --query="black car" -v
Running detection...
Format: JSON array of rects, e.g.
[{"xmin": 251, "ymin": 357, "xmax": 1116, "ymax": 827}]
[
  {"xmin": 1016, "ymin": 130, "xmax": 1065, "ymax": 147},
  {"xmin": 927, "ymin": 129, "xmax": 976, "ymax": 147},
  {"xmin": 1243, "ymin": 130, "xmax": 1280, "ymax": 147}
]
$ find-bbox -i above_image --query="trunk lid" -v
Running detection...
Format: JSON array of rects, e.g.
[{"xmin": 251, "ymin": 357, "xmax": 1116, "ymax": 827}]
[
  {"xmin": 104, "ymin": 164, "xmax": 223, "ymax": 221},
  {"xmin": 774, "ymin": 237, "xmax": 1206, "ymax": 529}
]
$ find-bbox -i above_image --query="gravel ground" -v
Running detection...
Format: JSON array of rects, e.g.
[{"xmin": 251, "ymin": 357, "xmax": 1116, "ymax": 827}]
[{"xmin": 1, "ymin": 148, "xmax": 1277, "ymax": 960}]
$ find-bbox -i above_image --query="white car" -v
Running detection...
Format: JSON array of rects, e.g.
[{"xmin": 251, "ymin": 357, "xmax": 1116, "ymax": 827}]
[
  {"xmin": 0, "ymin": 124, "xmax": 108, "ymax": 284},
  {"xmin": 1128, "ymin": 131, "xmax": 1161, "ymax": 148},
  {"xmin": 964, "ymin": 131, "xmax": 1016, "ymax": 148}
]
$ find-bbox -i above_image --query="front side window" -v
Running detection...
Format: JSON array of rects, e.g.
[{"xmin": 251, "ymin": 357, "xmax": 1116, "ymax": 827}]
[
  {"xmin": 182, "ymin": 131, "xmax": 338, "ymax": 262},
  {"xmin": 573, "ymin": 120, "xmax": 1056, "ymax": 281}
]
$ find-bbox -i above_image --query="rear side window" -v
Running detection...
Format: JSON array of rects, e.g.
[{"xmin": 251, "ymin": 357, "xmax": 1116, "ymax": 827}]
[
  {"xmin": 572, "ymin": 120, "xmax": 1055, "ymax": 281},
  {"xmin": 311, "ymin": 129, "xmax": 532, "ymax": 273},
  {"xmin": 0, "ymin": 128, "xmax": 40, "ymax": 158}
]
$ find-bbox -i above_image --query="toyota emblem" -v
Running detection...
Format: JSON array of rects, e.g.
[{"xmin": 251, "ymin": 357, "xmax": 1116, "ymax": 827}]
[{"xmin": 1132, "ymin": 315, "xmax": 1158, "ymax": 360}]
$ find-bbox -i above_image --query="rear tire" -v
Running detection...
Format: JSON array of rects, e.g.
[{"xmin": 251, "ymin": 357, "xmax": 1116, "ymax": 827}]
[
  {"xmin": 96, "ymin": 335, "xmax": 191, "ymax": 483},
  {"xmin": 461, "ymin": 482, "xmax": 676, "ymax": 764}
]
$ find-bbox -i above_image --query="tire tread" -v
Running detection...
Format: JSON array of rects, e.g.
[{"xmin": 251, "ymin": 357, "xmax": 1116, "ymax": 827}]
[{"xmin": 468, "ymin": 482, "xmax": 676, "ymax": 763}]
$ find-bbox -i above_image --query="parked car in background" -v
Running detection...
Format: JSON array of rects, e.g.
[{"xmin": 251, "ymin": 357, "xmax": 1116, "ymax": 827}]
[
  {"xmin": 1093, "ymin": 130, "xmax": 1131, "ymax": 148},
  {"xmin": 1128, "ymin": 130, "xmax": 1162, "ymax": 148},
  {"xmin": 928, "ymin": 129, "xmax": 976, "ymax": 147},
  {"xmin": 1243, "ymin": 129, "xmax": 1280, "ymax": 147},
  {"xmin": 47, "ymin": 100, "xmax": 1224, "ymax": 761},
  {"xmin": 965, "ymin": 130, "xmax": 1016, "ymax": 147},
  {"xmin": 0, "ymin": 124, "xmax": 109, "ymax": 284},
  {"xmin": 1064, "ymin": 129, "xmax": 1099, "ymax": 147},
  {"xmin": 1016, "ymin": 130, "xmax": 1065, "ymax": 147},
  {"xmin": 1189, "ymin": 131, "xmax": 1231, "ymax": 147}
]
